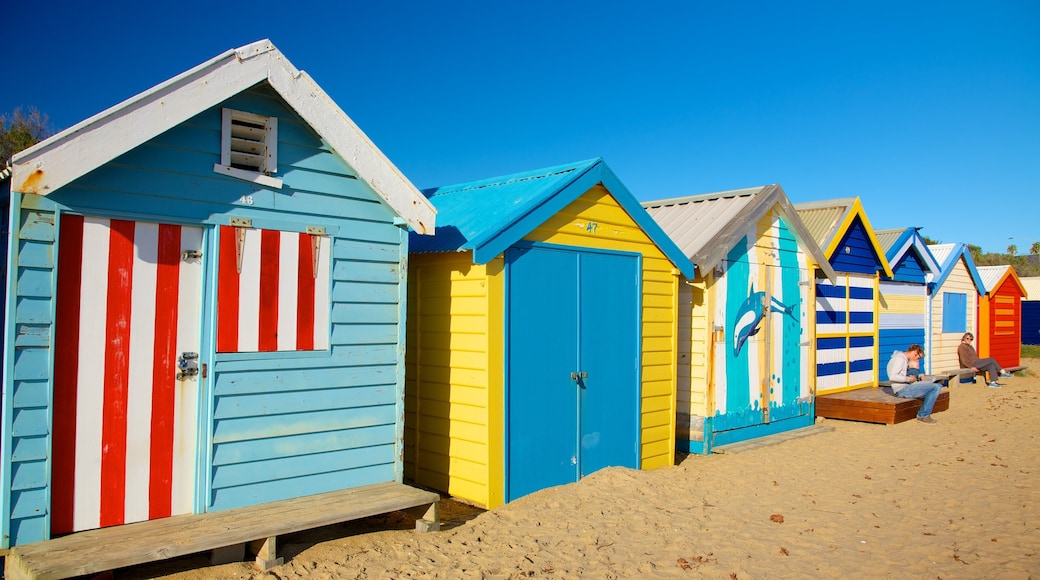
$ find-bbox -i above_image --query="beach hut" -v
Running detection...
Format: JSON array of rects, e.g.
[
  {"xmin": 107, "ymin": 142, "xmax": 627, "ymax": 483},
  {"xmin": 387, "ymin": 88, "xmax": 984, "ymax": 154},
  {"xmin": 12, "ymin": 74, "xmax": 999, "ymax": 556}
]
[
  {"xmin": 641, "ymin": 186, "xmax": 835, "ymax": 454},
  {"xmin": 976, "ymin": 265, "xmax": 1026, "ymax": 367},
  {"xmin": 874, "ymin": 227, "xmax": 941, "ymax": 380},
  {"xmin": 794, "ymin": 198, "xmax": 893, "ymax": 395},
  {"xmin": 925, "ymin": 244, "xmax": 986, "ymax": 374},
  {"xmin": 1020, "ymin": 277, "xmax": 1040, "ymax": 346},
  {"xmin": 1, "ymin": 40, "xmax": 437, "ymax": 549},
  {"xmin": 405, "ymin": 159, "xmax": 694, "ymax": 507}
]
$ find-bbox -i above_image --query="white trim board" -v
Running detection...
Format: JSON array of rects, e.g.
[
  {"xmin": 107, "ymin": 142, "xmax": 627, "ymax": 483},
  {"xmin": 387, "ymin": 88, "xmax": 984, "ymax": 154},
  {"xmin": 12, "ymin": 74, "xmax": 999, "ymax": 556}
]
[{"xmin": 11, "ymin": 39, "xmax": 436, "ymax": 235}]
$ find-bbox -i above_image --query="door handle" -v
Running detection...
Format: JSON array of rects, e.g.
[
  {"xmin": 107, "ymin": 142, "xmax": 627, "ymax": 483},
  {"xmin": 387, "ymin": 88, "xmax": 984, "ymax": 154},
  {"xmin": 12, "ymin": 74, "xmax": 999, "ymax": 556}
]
[{"xmin": 177, "ymin": 352, "xmax": 199, "ymax": 380}]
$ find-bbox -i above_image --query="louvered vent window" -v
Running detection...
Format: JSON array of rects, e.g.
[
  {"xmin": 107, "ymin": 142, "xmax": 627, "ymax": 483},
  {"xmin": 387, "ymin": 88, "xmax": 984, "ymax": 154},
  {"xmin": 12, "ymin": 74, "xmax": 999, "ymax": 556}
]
[{"xmin": 214, "ymin": 108, "xmax": 282, "ymax": 188}]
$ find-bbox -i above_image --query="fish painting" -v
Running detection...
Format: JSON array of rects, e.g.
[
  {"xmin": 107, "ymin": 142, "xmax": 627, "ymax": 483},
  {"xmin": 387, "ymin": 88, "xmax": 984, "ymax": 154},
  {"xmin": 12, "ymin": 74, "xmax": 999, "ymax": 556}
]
[{"xmin": 733, "ymin": 284, "xmax": 798, "ymax": 357}]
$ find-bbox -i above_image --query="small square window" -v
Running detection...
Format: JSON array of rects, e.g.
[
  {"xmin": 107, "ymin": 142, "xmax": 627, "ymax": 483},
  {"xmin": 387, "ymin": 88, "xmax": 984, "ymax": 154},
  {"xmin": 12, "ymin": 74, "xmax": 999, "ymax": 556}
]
[{"xmin": 213, "ymin": 108, "xmax": 283, "ymax": 188}]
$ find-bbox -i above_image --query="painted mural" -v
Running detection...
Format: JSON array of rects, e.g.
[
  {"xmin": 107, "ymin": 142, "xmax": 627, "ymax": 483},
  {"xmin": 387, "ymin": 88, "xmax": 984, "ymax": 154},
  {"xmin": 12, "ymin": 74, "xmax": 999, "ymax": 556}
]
[{"xmin": 712, "ymin": 216, "xmax": 810, "ymax": 431}]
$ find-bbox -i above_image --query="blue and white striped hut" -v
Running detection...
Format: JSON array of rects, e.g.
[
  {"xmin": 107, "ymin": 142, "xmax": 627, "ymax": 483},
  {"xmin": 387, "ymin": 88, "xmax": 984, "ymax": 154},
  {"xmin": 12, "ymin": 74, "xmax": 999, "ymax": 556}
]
[{"xmin": 795, "ymin": 198, "xmax": 893, "ymax": 395}]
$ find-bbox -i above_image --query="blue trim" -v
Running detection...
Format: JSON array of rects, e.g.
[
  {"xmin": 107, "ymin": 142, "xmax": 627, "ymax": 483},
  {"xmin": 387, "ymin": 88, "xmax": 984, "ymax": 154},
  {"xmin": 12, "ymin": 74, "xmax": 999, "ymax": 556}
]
[
  {"xmin": 932, "ymin": 243, "xmax": 986, "ymax": 294},
  {"xmin": 0, "ymin": 191, "xmax": 22, "ymax": 548},
  {"xmin": 710, "ymin": 414, "xmax": 816, "ymax": 449},
  {"xmin": 419, "ymin": 159, "xmax": 696, "ymax": 279}
]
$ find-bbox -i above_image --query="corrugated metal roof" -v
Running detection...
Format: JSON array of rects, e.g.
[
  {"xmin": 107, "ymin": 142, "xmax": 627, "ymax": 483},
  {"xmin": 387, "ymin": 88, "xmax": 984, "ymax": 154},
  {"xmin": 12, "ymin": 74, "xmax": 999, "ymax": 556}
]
[
  {"xmin": 410, "ymin": 159, "xmax": 599, "ymax": 254},
  {"xmin": 642, "ymin": 185, "xmax": 836, "ymax": 279},
  {"xmin": 408, "ymin": 159, "xmax": 697, "ymax": 278},
  {"xmin": 642, "ymin": 187, "xmax": 762, "ymax": 263},
  {"xmin": 1020, "ymin": 277, "xmax": 1040, "ymax": 300},
  {"xmin": 977, "ymin": 265, "xmax": 1010, "ymax": 293},
  {"xmin": 874, "ymin": 228, "xmax": 907, "ymax": 253},
  {"xmin": 792, "ymin": 198, "xmax": 856, "ymax": 247},
  {"xmin": 926, "ymin": 243, "xmax": 986, "ymax": 294},
  {"xmin": 928, "ymin": 243, "xmax": 957, "ymax": 271}
]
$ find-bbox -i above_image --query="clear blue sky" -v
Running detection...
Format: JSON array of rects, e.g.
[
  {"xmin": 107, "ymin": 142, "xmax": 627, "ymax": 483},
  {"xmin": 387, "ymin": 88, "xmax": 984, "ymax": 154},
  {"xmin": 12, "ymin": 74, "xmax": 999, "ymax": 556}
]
[{"xmin": 3, "ymin": 1, "xmax": 1038, "ymax": 255}]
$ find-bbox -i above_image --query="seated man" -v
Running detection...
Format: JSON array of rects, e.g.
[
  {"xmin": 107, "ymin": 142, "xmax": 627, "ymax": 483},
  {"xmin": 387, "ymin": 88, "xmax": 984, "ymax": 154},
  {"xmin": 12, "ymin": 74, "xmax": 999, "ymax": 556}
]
[
  {"xmin": 957, "ymin": 332, "xmax": 1014, "ymax": 388},
  {"xmin": 887, "ymin": 344, "xmax": 943, "ymax": 424}
]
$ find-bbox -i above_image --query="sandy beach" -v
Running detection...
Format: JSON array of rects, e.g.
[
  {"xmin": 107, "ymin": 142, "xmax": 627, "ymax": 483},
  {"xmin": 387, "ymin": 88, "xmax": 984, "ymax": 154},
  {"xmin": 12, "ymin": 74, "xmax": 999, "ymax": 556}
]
[{"xmin": 124, "ymin": 360, "xmax": 1040, "ymax": 579}]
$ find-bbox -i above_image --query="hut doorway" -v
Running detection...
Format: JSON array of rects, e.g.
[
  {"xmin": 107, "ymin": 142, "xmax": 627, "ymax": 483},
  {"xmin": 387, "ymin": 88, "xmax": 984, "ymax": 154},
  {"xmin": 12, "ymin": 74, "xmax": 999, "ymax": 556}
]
[
  {"xmin": 51, "ymin": 215, "xmax": 204, "ymax": 534},
  {"xmin": 504, "ymin": 244, "xmax": 640, "ymax": 502}
]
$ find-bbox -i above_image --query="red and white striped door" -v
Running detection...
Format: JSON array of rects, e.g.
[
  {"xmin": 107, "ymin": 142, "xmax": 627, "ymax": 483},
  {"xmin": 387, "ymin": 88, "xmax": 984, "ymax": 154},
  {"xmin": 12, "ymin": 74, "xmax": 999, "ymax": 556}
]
[{"xmin": 52, "ymin": 215, "xmax": 203, "ymax": 534}]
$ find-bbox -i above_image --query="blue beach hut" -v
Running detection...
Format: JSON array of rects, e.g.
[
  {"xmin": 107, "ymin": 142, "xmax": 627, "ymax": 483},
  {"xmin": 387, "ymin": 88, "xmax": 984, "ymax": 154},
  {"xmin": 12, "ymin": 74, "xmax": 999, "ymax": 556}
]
[
  {"xmin": 875, "ymin": 227, "xmax": 940, "ymax": 381},
  {"xmin": 1, "ymin": 40, "xmax": 436, "ymax": 549}
]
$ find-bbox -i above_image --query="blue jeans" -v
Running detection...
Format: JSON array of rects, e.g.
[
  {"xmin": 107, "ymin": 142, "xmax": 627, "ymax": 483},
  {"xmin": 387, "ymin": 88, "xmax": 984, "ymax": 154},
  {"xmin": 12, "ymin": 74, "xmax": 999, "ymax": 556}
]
[{"xmin": 894, "ymin": 382, "xmax": 942, "ymax": 418}]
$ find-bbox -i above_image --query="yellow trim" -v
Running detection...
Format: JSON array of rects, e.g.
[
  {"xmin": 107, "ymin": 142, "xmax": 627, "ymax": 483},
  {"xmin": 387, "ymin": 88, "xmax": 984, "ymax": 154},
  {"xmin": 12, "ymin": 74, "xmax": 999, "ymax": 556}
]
[
  {"xmin": 486, "ymin": 257, "xmax": 505, "ymax": 508},
  {"xmin": 978, "ymin": 289, "xmax": 992, "ymax": 358},
  {"xmin": 873, "ymin": 272, "xmax": 879, "ymax": 384},
  {"xmin": 823, "ymin": 198, "xmax": 894, "ymax": 278}
]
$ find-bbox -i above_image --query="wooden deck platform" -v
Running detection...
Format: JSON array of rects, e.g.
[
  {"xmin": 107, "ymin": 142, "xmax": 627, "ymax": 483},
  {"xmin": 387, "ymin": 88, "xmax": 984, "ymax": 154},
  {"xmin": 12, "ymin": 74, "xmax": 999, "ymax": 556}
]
[
  {"xmin": 816, "ymin": 387, "xmax": 950, "ymax": 424},
  {"xmin": 5, "ymin": 481, "xmax": 439, "ymax": 580}
]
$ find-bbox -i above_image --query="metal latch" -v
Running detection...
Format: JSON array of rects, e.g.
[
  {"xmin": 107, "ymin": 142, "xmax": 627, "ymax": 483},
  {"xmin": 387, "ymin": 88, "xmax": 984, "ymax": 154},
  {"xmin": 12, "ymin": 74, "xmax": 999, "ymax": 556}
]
[{"xmin": 177, "ymin": 352, "xmax": 199, "ymax": 380}]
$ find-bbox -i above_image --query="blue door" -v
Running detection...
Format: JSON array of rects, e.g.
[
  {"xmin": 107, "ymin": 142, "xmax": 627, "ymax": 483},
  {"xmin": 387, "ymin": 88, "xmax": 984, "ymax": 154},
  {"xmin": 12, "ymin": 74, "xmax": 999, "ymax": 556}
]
[{"xmin": 505, "ymin": 245, "xmax": 639, "ymax": 501}]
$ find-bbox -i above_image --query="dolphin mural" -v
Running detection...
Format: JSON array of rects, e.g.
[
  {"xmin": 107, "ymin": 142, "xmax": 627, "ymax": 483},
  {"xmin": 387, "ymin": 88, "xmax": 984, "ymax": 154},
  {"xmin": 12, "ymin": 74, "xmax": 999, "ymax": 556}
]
[{"xmin": 733, "ymin": 284, "xmax": 799, "ymax": 357}]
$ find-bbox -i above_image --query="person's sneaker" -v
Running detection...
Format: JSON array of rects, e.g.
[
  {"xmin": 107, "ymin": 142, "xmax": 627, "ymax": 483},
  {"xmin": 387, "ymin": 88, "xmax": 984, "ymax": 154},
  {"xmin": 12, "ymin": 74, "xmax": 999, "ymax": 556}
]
[
  {"xmin": 917, "ymin": 416, "xmax": 938, "ymax": 424},
  {"xmin": 999, "ymin": 370, "xmax": 1014, "ymax": 378},
  {"xmin": 987, "ymin": 381, "xmax": 1002, "ymax": 388}
]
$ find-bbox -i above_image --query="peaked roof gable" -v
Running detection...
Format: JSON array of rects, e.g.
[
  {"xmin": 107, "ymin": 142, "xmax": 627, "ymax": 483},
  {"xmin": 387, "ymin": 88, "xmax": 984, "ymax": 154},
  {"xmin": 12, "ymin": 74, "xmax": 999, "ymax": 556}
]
[
  {"xmin": 794, "ymin": 197, "xmax": 893, "ymax": 277},
  {"xmin": 10, "ymin": 40, "xmax": 436, "ymax": 234},
  {"xmin": 642, "ymin": 184, "xmax": 836, "ymax": 280},
  {"xmin": 410, "ymin": 159, "xmax": 695, "ymax": 278},
  {"xmin": 876, "ymin": 227, "xmax": 940, "ymax": 279},
  {"xmin": 977, "ymin": 265, "xmax": 1027, "ymax": 297},
  {"xmin": 927, "ymin": 243, "xmax": 986, "ymax": 294}
]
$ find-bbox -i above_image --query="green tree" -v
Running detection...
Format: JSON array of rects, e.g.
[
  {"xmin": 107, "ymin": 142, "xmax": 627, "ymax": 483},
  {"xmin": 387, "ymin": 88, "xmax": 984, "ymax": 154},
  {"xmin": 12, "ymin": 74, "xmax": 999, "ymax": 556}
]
[
  {"xmin": 922, "ymin": 235, "xmax": 942, "ymax": 245},
  {"xmin": 1031, "ymin": 241, "xmax": 1040, "ymax": 257},
  {"xmin": 1008, "ymin": 244, "xmax": 1018, "ymax": 257},
  {"xmin": 1, "ymin": 107, "xmax": 53, "ymax": 165},
  {"xmin": 967, "ymin": 244, "xmax": 983, "ymax": 263}
]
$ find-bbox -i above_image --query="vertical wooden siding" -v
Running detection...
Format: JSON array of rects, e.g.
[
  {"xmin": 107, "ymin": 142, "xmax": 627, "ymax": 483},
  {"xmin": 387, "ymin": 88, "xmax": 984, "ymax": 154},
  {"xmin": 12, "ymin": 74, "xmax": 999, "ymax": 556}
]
[
  {"xmin": 524, "ymin": 185, "xmax": 679, "ymax": 470},
  {"xmin": 3, "ymin": 85, "xmax": 410, "ymax": 547},
  {"xmin": 405, "ymin": 253, "xmax": 503, "ymax": 508},
  {"xmin": 929, "ymin": 259, "xmax": 978, "ymax": 373},
  {"xmin": 676, "ymin": 278, "xmax": 709, "ymax": 441}
]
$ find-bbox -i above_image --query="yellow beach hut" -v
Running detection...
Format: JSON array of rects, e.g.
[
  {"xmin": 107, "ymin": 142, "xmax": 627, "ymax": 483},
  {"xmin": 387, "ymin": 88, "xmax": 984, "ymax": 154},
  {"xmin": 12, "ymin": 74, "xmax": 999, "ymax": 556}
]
[
  {"xmin": 642, "ymin": 185, "xmax": 835, "ymax": 454},
  {"xmin": 404, "ymin": 159, "xmax": 694, "ymax": 508}
]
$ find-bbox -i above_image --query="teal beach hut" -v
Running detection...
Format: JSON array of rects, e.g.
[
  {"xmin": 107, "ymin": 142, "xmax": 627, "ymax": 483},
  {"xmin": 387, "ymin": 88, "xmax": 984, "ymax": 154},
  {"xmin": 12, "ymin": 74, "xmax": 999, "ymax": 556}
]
[{"xmin": 1, "ymin": 40, "xmax": 436, "ymax": 550}]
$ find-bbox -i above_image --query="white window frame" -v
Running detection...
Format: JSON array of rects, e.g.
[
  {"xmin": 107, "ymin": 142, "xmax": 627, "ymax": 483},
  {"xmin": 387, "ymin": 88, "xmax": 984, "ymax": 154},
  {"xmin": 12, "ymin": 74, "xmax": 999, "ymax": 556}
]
[{"xmin": 213, "ymin": 108, "xmax": 283, "ymax": 189}]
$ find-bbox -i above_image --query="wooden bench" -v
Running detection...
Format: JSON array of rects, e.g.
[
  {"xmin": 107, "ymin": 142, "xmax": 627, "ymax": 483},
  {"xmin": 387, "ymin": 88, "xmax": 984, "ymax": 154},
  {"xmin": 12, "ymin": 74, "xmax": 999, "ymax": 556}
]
[
  {"xmin": 4, "ymin": 481, "xmax": 439, "ymax": 580},
  {"xmin": 816, "ymin": 386, "xmax": 950, "ymax": 424},
  {"xmin": 944, "ymin": 365, "xmax": 1028, "ymax": 384}
]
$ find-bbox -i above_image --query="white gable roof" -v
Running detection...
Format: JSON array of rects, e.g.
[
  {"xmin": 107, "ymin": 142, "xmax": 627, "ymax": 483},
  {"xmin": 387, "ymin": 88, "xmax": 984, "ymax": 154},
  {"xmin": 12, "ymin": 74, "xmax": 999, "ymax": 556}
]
[{"xmin": 11, "ymin": 39, "xmax": 435, "ymax": 234}]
